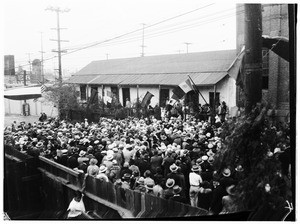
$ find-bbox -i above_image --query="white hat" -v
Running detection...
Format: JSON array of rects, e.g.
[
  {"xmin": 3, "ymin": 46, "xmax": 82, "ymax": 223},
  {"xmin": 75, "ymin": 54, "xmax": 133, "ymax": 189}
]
[
  {"xmin": 79, "ymin": 150, "xmax": 86, "ymax": 157},
  {"xmin": 99, "ymin": 165, "xmax": 107, "ymax": 173},
  {"xmin": 106, "ymin": 154, "xmax": 114, "ymax": 161}
]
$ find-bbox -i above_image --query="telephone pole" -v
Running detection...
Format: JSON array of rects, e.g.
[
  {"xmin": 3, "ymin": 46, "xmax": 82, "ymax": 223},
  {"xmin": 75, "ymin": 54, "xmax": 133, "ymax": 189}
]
[
  {"xmin": 27, "ymin": 53, "xmax": 32, "ymax": 74},
  {"xmin": 46, "ymin": 6, "xmax": 69, "ymax": 86},
  {"xmin": 244, "ymin": 4, "xmax": 262, "ymax": 113},
  {"xmin": 184, "ymin": 42, "xmax": 191, "ymax": 53},
  {"xmin": 141, "ymin": 23, "xmax": 146, "ymax": 57},
  {"xmin": 39, "ymin": 32, "xmax": 45, "ymax": 84}
]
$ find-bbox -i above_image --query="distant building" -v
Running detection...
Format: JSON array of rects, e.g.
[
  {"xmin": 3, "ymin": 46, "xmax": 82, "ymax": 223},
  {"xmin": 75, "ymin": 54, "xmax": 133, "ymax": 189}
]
[
  {"xmin": 4, "ymin": 55, "xmax": 15, "ymax": 76},
  {"xmin": 31, "ymin": 59, "xmax": 43, "ymax": 83},
  {"xmin": 236, "ymin": 4, "xmax": 289, "ymax": 119},
  {"xmin": 4, "ymin": 55, "xmax": 17, "ymax": 85}
]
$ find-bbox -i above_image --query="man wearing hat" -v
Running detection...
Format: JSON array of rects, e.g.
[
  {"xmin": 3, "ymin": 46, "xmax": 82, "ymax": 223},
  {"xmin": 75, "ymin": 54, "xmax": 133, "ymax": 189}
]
[
  {"xmin": 170, "ymin": 185, "xmax": 187, "ymax": 204},
  {"xmin": 96, "ymin": 165, "xmax": 109, "ymax": 182},
  {"xmin": 163, "ymin": 178, "xmax": 175, "ymax": 200},
  {"xmin": 109, "ymin": 160, "xmax": 121, "ymax": 181},
  {"xmin": 150, "ymin": 150, "xmax": 163, "ymax": 174},
  {"xmin": 103, "ymin": 153, "xmax": 114, "ymax": 172},
  {"xmin": 133, "ymin": 177, "xmax": 146, "ymax": 193},
  {"xmin": 121, "ymin": 173, "xmax": 132, "ymax": 189},
  {"xmin": 145, "ymin": 183, "xmax": 155, "ymax": 195},
  {"xmin": 189, "ymin": 165, "xmax": 203, "ymax": 207},
  {"xmin": 220, "ymin": 185, "xmax": 240, "ymax": 214},
  {"xmin": 166, "ymin": 163, "xmax": 182, "ymax": 188}
]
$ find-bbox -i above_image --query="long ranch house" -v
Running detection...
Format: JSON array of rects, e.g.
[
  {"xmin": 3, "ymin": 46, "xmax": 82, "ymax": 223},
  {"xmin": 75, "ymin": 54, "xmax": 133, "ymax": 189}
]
[{"xmin": 66, "ymin": 50, "xmax": 238, "ymax": 112}]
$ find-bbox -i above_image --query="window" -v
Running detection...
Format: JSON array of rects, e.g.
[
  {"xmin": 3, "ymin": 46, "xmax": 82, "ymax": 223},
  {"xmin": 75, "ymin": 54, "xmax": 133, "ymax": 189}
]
[
  {"xmin": 80, "ymin": 85, "xmax": 87, "ymax": 101},
  {"xmin": 262, "ymin": 48, "xmax": 269, "ymax": 90}
]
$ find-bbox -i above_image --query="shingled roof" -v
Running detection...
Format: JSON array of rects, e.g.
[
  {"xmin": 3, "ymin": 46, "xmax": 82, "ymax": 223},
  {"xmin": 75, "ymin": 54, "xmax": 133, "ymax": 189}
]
[{"xmin": 67, "ymin": 49, "xmax": 236, "ymax": 86}]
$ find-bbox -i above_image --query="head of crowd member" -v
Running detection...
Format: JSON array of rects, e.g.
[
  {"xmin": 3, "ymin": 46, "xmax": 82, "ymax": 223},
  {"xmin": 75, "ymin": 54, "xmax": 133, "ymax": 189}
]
[
  {"xmin": 169, "ymin": 163, "xmax": 179, "ymax": 173},
  {"xmin": 191, "ymin": 164, "xmax": 201, "ymax": 173},
  {"xmin": 165, "ymin": 178, "xmax": 175, "ymax": 189}
]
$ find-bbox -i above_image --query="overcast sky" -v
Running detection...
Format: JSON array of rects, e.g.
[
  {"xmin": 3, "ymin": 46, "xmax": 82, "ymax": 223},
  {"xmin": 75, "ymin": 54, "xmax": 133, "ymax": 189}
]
[{"xmin": 3, "ymin": 0, "xmax": 241, "ymax": 76}]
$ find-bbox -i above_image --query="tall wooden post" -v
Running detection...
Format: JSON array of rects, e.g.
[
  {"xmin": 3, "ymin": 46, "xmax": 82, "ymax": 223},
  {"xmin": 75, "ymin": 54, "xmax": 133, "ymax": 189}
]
[{"xmin": 244, "ymin": 4, "xmax": 262, "ymax": 113}]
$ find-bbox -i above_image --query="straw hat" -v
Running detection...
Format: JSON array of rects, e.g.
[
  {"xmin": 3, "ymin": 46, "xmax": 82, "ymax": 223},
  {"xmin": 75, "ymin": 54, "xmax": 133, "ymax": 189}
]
[
  {"xmin": 146, "ymin": 183, "xmax": 154, "ymax": 190},
  {"xmin": 208, "ymin": 156, "xmax": 214, "ymax": 164},
  {"xmin": 98, "ymin": 165, "xmax": 107, "ymax": 173},
  {"xmin": 196, "ymin": 158, "xmax": 203, "ymax": 165},
  {"xmin": 137, "ymin": 177, "xmax": 145, "ymax": 185},
  {"xmin": 79, "ymin": 150, "xmax": 86, "ymax": 157},
  {"xmin": 169, "ymin": 164, "xmax": 179, "ymax": 173},
  {"xmin": 207, "ymin": 150, "xmax": 215, "ymax": 157},
  {"xmin": 201, "ymin": 155, "xmax": 208, "ymax": 161},
  {"xmin": 166, "ymin": 178, "xmax": 175, "ymax": 188},
  {"xmin": 191, "ymin": 165, "xmax": 200, "ymax": 172},
  {"xmin": 222, "ymin": 168, "xmax": 231, "ymax": 177},
  {"xmin": 226, "ymin": 185, "xmax": 237, "ymax": 196},
  {"xmin": 235, "ymin": 165, "xmax": 244, "ymax": 172},
  {"xmin": 106, "ymin": 154, "xmax": 114, "ymax": 161},
  {"xmin": 173, "ymin": 185, "xmax": 182, "ymax": 194}
]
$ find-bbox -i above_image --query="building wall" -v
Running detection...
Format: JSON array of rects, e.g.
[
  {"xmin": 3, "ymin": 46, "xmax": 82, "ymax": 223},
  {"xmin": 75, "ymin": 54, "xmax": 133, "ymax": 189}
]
[
  {"xmin": 4, "ymin": 98, "xmax": 58, "ymax": 117},
  {"xmin": 262, "ymin": 4, "xmax": 289, "ymax": 109},
  {"xmin": 236, "ymin": 4, "xmax": 289, "ymax": 114},
  {"xmin": 77, "ymin": 76, "xmax": 236, "ymax": 111}
]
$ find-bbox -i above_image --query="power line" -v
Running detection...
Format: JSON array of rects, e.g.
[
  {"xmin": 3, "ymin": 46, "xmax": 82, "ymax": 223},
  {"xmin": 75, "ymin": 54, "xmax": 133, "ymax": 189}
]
[{"xmin": 14, "ymin": 5, "xmax": 242, "ymax": 69}]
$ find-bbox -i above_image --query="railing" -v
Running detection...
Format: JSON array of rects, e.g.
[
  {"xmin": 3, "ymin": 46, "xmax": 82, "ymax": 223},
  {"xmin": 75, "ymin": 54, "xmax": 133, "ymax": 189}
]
[{"xmin": 38, "ymin": 156, "xmax": 208, "ymax": 218}]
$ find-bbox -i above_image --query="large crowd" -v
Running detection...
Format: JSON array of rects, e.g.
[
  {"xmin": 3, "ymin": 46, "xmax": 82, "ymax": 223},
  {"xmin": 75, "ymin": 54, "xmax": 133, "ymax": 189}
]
[{"xmin": 4, "ymin": 107, "xmax": 291, "ymax": 216}]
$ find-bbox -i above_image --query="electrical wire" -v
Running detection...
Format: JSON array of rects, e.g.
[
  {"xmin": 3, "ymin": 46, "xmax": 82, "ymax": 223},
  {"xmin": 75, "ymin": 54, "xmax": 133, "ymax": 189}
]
[{"xmin": 15, "ymin": 3, "xmax": 243, "ymax": 69}]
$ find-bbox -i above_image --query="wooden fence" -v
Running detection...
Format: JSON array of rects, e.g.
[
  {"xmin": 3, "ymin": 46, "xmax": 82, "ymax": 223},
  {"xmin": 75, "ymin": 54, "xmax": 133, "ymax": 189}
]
[
  {"xmin": 4, "ymin": 145, "xmax": 43, "ymax": 219},
  {"xmin": 38, "ymin": 156, "xmax": 208, "ymax": 219}
]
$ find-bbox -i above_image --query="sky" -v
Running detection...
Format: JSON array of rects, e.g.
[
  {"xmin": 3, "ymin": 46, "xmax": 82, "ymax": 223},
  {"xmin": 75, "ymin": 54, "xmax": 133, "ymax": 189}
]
[{"xmin": 3, "ymin": 0, "xmax": 239, "ymax": 77}]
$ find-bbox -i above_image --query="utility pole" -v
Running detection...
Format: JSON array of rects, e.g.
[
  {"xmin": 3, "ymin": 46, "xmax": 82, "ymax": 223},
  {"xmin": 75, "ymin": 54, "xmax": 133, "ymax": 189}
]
[
  {"xmin": 39, "ymin": 32, "xmax": 45, "ymax": 84},
  {"xmin": 141, "ymin": 23, "xmax": 146, "ymax": 57},
  {"xmin": 27, "ymin": 53, "xmax": 32, "ymax": 75},
  {"xmin": 184, "ymin": 42, "xmax": 191, "ymax": 53},
  {"xmin": 244, "ymin": 4, "xmax": 262, "ymax": 113},
  {"xmin": 46, "ymin": 6, "xmax": 69, "ymax": 86}
]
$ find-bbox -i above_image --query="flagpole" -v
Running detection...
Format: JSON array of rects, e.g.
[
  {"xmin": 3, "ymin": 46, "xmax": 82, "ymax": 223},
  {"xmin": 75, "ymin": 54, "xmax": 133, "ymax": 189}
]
[{"xmin": 188, "ymin": 75, "xmax": 208, "ymax": 105}]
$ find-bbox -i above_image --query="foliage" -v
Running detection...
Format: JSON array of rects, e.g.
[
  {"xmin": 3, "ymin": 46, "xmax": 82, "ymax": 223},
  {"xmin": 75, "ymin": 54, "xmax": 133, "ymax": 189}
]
[
  {"xmin": 43, "ymin": 84, "xmax": 82, "ymax": 116},
  {"xmin": 215, "ymin": 105, "xmax": 291, "ymax": 211}
]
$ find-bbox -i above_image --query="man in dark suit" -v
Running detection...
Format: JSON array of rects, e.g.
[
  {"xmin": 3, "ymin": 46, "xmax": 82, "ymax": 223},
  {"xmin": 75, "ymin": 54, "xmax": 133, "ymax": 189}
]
[{"xmin": 170, "ymin": 185, "xmax": 187, "ymax": 204}]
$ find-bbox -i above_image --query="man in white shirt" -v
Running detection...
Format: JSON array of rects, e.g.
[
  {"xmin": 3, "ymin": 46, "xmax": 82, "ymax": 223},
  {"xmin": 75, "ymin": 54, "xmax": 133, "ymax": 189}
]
[
  {"xmin": 189, "ymin": 165, "xmax": 203, "ymax": 207},
  {"xmin": 67, "ymin": 191, "xmax": 86, "ymax": 219}
]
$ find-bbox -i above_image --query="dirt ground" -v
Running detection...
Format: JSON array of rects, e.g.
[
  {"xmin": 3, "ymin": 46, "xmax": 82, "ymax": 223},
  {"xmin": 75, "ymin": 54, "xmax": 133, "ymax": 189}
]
[{"xmin": 4, "ymin": 114, "xmax": 40, "ymax": 128}]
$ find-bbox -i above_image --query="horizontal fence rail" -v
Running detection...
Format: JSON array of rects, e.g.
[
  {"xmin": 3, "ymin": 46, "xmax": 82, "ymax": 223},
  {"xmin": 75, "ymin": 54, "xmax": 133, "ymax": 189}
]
[{"xmin": 37, "ymin": 156, "xmax": 208, "ymax": 218}]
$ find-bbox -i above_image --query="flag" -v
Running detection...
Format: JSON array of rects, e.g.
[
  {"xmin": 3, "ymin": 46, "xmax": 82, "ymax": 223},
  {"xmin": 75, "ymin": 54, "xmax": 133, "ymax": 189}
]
[
  {"xmin": 179, "ymin": 79, "xmax": 193, "ymax": 93},
  {"xmin": 105, "ymin": 90, "xmax": 112, "ymax": 104},
  {"xmin": 141, "ymin": 91, "xmax": 154, "ymax": 107},
  {"xmin": 41, "ymin": 84, "xmax": 47, "ymax": 93},
  {"xmin": 104, "ymin": 95, "xmax": 112, "ymax": 104},
  {"xmin": 106, "ymin": 90, "xmax": 112, "ymax": 97},
  {"xmin": 172, "ymin": 79, "xmax": 193, "ymax": 99},
  {"xmin": 168, "ymin": 98, "xmax": 178, "ymax": 105}
]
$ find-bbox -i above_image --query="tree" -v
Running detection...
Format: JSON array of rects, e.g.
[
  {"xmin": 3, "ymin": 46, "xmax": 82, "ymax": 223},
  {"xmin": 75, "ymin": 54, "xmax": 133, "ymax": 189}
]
[{"xmin": 43, "ymin": 84, "xmax": 82, "ymax": 119}]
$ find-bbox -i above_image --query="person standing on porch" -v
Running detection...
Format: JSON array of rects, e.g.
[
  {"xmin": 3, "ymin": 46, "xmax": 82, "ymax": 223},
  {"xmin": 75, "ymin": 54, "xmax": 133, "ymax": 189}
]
[{"xmin": 125, "ymin": 98, "xmax": 131, "ymax": 116}]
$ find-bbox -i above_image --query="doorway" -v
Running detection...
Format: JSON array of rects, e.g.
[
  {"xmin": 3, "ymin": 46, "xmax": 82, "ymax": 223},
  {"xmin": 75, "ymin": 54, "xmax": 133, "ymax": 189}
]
[
  {"xmin": 209, "ymin": 92, "xmax": 220, "ymax": 108},
  {"xmin": 159, "ymin": 89, "xmax": 169, "ymax": 107},
  {"xmin": 122, "ymin": 88, "xmax": 130, "ymax": 106}
]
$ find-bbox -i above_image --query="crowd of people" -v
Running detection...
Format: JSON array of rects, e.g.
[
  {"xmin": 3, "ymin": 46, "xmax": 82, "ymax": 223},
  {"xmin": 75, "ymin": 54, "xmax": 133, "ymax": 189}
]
[{"xmin": 3, "ymin": 107, "xmax": 291, "ymax": 216}]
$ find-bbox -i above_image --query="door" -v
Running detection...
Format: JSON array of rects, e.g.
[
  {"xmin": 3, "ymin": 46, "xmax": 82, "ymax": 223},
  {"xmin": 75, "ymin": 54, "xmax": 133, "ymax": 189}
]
[
  {"xmin": 209, "ymin": 92, "xmax": 220, "ymax": 109},
  {"xmin": 111, "ymin": 86, "xmax": 119, "ymax": 103},
  {"xmin": 90, "ymin": 86, "xmax": 98, "ymax": 104},
  {"xmin": 122, "ymin": 88, "xmax": 130, "ymax": 107},
  {"xmin": 159, "ymin": 89, "xmax": 169, "ymax": 107}
]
